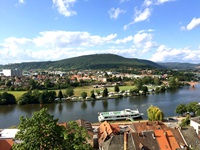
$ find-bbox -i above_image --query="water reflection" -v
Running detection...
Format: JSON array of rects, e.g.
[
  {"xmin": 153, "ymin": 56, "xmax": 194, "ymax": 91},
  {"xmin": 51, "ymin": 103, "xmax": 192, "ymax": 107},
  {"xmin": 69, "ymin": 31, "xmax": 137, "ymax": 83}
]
[
  {"xmin": 114, "ymin": 98, "xmax": 120, "ymax": 107},
  {"xmin": 65, "ymin": 101, "xmax": 74, "ymax": 110},
  {"xmin": 91, "ymin": 100, "xmax": 96, "ymax": 107},
  {"xmin": 58, "ymin": 103, "xmax": 63, "ymax": 114},
  {"xmin": 81, "ymin": 102, "xmax": 87, "ymax": 110},
  {"xmin": 0, "ymin": 105, "xmax": 15, "ymax": 114},
  {"xmin": 102, "ymin": 100, "xmax": 108, "ymax": 109}
]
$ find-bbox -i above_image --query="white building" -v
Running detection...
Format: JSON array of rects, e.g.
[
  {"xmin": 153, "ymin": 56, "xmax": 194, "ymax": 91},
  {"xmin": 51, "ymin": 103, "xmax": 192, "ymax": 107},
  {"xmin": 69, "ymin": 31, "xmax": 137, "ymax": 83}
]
[
  {"xmin": 190, "ymin": 116, "xmax": 200, "ymax": 136},
  {"xmin": 0, "ymin": 69, "xmax": 22, "ymax": 77}
]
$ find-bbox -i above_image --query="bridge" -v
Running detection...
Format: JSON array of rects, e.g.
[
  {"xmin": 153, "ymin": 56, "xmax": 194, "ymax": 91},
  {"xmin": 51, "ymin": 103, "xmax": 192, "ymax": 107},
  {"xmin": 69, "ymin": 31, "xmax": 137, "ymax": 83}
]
[{"xmin": 186, "ymin": 82, "xmax": 199, "ymax": 87}]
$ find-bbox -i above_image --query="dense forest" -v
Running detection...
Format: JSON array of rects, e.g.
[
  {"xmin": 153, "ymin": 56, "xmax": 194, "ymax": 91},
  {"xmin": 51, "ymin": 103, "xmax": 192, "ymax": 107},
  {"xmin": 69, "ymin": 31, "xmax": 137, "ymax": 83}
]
[{"xmin": 0, "ymin": 54, "xmax": 163, "ymax": 70}]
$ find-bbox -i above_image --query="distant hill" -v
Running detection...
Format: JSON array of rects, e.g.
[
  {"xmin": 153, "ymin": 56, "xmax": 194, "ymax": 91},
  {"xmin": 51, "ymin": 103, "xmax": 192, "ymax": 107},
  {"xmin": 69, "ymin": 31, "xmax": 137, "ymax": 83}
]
[
  {"xmin": 0, "ymin": 54, "xmax": 163, "ymax": 70},
  {"xmin": 158, "ymin": 62, "xmax": 200, "ymax": 70}
]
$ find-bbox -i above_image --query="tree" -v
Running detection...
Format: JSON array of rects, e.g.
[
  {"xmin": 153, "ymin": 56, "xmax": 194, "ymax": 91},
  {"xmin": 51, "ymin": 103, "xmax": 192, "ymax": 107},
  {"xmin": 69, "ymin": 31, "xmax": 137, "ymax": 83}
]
[
  {"xmin": 141, "ymin": 86, "xmax": 148, "ymax": 95},
  {"xmin": 64, "ymin": 121, "xmax": 93, "ymax": 150},
  {"xmin": 114, "ymin": 85, "xmax": 120, "ymax": 93},
  {"xmin": 0, "ymin": 92, "xmax": 16, "ymax": 105},
  {"xmin": 90, "ymin": 90, "xmax": 96, "ymax": 99},
  {"xmin": 58, "ymin": 90, "xmax": 63, "ymax": 100},
  {"xmin": 12, "ymin": 108, "xmax": 67, "ymax": 150},
  {"xmin": 29, "ymin": 79, "xmax": 37, "ymax": 90},
  {"xmin": 154, "ymin": 77, "xmax": 161, "ymax": 85},
  {"xmin": 66, "ymin": 87, "xmax": 74, "ymax": 97},
  {"xmin": 187, "ymin": 102, "xmax": 198, "ymax": 114},
  {"xmin": 134, "ymin": 78, "xmax": 143, "ymax": 90},
  {"xmin": 102, "ymin": 88, "xmax": 108, "ymax": 97},
  {"xmin": 12, "ymin": 108, "xmax": 92, "ymax": 150},
  {"xmin": 175, "ymin": 104, "xmax": 187, "ymax": 116},
  {"xmin": 39, "ymin": 90, "xmax": 56, "ymax": 104},
  {"xmin": 147, "ymin": 105, "xmax": 164, "ymax": 121},
  {"xmin": 6, "ymin": 80, "xmax": 12, "ymax": 87},
  {"xmin": 81, "ymin": 92, "xmax": 87, "ymax": 99}
]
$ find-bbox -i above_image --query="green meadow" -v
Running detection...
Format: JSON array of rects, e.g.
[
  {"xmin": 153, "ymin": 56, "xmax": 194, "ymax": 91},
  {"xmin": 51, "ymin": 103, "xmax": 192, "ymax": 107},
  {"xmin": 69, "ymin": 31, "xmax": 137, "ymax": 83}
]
[{"xmin": 0, "ymin": 85, "xmax": 136, "ymax": 101}]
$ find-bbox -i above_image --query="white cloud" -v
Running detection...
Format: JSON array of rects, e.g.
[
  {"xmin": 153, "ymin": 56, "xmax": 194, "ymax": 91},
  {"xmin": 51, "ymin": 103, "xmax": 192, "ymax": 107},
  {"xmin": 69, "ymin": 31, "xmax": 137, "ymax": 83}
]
[
  {"xmin": 120, "ymin": 0, "xmax": 129, "ymax": 3},
  {"xmin": 186, "ymin": 18, "xmax": 200, "ymax": 30},
  {"xmin": 52, "ymin": 0, "xmax": 77, "ymax": 17},
  {"xmin": 143, "ymin": 0, "xmax": 153, "ymax": 6},
  {"xmin": 134, "ymin": 8, "xmax": 151, "ymax": 23},
  {"xmin": 0, "ymin": 31, "xmax": 119, "ymax": 64},
  {"xmin": 115, "ymin": 36, "xmax": 133, "ymax": 44},
  {"xmin": 156, "ymin": 0, "xmax": 174, "ymax": 5},
  {"xmin": 18, "ymin": 0, "xmax": 25, "ymax": 4},
  {"xmin": 108, "ymin": 8, "xmax": 125, "ymax": 19},
  {"xmin": 33, "ymin": 31, "xmax": 117, "ymax": 48},
  {"xmin": 134, "ymin": 30, "xmax": 153, "ymax": 46},
  {"xmin": 151, "ymin": 45, "xmax": 200, "ymax": 62}
]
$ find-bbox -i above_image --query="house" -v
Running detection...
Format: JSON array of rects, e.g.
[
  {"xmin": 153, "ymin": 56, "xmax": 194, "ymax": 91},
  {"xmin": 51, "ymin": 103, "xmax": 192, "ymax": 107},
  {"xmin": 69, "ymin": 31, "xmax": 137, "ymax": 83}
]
[
  {"xmin": 190, "ymin": 116, "xmax": 200, "ymax": 136},
  {"xmin": 0, "ymin": 129, "xmax": 19, "ymax": 150},
  {"xmin": 178, "ymin": 126, "xmax": 200, "ymax": 149}
]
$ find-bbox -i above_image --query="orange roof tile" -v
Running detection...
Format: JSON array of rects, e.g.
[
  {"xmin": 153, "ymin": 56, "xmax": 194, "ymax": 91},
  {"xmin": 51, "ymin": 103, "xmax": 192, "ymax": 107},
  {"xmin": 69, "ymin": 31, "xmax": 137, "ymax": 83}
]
[
  {"xmin": 0, "ymin": 139, "xmax": 14, "ymax": 150},
  {"xmin": 154, "ymin": 130, "xmax": 171, "ymax": 150},
  {"xmin": 166, "ymin": 130, "xmax": 180, "ymax": 150}
]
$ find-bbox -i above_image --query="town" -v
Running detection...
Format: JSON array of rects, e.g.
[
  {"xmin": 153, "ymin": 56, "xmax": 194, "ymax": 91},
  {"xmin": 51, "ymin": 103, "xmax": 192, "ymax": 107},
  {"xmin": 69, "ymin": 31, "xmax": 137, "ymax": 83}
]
[{"xmin": 0, "ymin": 68, "xmax": 200, "ymax": 149}]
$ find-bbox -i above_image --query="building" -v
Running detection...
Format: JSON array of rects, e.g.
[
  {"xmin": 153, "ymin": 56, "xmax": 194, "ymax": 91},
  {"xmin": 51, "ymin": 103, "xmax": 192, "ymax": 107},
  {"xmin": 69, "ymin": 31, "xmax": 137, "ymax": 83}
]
[
  {"xmin": 0, "ymin": 69, "xmax": 22, "ymax": 77},
  {"xmin": 190, "ymin": 116, "xmax": 200, "ymax": 136},
  {"xmin": 0, "ymin": 129, "xmax": 19, "ymax": 150}
]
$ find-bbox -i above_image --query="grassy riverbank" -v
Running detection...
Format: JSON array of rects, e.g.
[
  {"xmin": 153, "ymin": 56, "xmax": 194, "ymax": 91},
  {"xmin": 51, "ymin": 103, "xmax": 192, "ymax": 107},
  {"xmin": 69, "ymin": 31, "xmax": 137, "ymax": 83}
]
[{"xmin": 0, "ymin": 85, "xmax": 137, "ymax": 101}]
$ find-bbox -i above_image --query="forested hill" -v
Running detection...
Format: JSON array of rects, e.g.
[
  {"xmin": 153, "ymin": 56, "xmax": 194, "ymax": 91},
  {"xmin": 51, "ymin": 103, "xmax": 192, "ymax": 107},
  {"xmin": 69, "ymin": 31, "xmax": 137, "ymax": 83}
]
[
  {"xmin": 158, "ymin": 62, "xmax": 200, "ymax": 70},
  {"xmin": 0, "ymin": 54, "xmax": 163, "ymax": 70}
]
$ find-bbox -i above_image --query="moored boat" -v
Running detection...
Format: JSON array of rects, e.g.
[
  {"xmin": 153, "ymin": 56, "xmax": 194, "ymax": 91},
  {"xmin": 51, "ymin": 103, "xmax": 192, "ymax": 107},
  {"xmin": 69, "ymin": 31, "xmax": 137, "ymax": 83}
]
[{"xmin": 98, "ymin": 109, "xmax": 143, "ymax": 122}]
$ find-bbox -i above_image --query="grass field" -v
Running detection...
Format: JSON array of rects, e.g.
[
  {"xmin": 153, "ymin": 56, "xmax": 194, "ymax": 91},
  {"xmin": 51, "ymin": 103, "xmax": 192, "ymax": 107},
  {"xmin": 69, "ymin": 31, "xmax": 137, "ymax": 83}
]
[{"xmin": 0, "ymin": 85, "xmax": 136, "ymax": 100}]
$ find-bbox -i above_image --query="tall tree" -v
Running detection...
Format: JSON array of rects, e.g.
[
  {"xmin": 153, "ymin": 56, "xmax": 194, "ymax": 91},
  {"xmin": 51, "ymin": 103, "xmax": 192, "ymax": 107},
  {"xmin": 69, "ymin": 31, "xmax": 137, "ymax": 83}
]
[
  {"xmin": 147, "ymin": 105, "xmax": 164, "ymax": 121},
  {"xmin": 66, "ymin": 87, "xmax": 74, "ymax": 97},
  {"xmin": 58, "ymin": 90, "xmax": 63, "ymax": 100},
  {"xmin": 12, "ymin": 108, "xmax": 67, "ymax": 150},
  {"xmin": 90, "ymin": 90, "xmax": 96, "ymax": 99},
  {"xmin": 102, "ymin": 87, "xmax": 108, "ymax": 97},
  {"xmin": 64, "ymin": 121, "xmax": 93, "ymax": 150},
  {"xmin": 175, "ymin": 104, "xmax": 187, "ymax": 116},
  {"xmin": 114, "ymin": 85, "xmax": 120, "ymax": 93},
  {"xmin": 81, "ymin": 92, "xmax": 87, "ymax": 99}
]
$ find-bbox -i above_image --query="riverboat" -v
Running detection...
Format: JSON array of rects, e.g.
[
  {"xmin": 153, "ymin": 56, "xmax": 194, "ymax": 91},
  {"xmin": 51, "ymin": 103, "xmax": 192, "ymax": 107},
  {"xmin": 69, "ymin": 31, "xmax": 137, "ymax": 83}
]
[{"xmin": 98, "ymin": 109, "xmax": 143, "ymax": 122}]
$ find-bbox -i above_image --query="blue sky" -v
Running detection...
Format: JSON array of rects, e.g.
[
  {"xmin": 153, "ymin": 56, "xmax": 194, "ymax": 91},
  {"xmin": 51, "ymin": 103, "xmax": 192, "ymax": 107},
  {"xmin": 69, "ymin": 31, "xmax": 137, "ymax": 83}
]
[{"xmin": 0, "ymin": 0, "xmax": 200, "ymax": 65}]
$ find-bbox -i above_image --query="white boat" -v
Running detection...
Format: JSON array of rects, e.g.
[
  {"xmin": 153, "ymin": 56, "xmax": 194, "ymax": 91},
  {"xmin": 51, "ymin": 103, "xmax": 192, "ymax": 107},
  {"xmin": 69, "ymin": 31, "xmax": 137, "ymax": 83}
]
[{"xmin": 98, "ymin": 109, "xmax": 143, "ymax": 122}]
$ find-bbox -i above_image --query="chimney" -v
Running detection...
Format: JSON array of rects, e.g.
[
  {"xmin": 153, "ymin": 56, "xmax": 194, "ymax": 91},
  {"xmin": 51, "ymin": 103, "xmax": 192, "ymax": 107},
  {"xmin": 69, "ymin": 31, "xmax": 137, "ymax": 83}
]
[{"xmin": 124, "ymin": 132, "xmax": 128, "ymax": 150}]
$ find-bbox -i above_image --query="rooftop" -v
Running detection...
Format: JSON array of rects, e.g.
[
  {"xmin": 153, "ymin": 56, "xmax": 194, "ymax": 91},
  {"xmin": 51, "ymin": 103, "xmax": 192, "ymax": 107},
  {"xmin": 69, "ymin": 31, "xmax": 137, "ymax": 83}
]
[
  {"xmin": 190, "ymin": 116, "xmax": 200, "ymax": 124},
  {"xmin": 0, "ymin": 129, "xmax": 19, "ymax": 139}
]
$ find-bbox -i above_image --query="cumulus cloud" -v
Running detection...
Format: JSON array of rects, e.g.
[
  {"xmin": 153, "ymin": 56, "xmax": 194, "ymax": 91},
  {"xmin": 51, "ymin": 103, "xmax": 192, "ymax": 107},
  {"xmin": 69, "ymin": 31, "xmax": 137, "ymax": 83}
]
[
  {"xmin": 151, "ymin": 45, "xmax": 200, "ymax": 62},
  {"xmin": 134, "ymin": 8, "xmax": 151, "ymax": 23},
  {"xmin": 0, "ymin": 31, "xmax": 119, "ymax": 64},
  {"xmin": 52, "ymin": 0, "xmax": 77, "ymax": 17},
  {"xmin": 185, "ymin": 18, "xmax": 200, "ymax": 30},
  {"xmin": 115, "ymin": 36, "xmax": 133, "ymax": 44},
  {"xmin": 108, "ymin": 8, "xmax": 125, "ymax": 19},
  {"xmin": 33, "ymin": 31, "xmax": 117, "ymax": 48},
  {"xmin": 124, "ymin": 0, "xmax": 175, "ymax": 30}
]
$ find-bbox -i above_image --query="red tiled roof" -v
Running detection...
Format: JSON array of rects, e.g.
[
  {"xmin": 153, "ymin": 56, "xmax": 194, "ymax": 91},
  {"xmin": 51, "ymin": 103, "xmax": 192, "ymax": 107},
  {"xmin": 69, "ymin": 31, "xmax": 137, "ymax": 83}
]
[
  {"xmin": 0, "ymin": 139, "xmax": 14, "ymax": 150},
  {"xmin": 166, "ymin": 130, "xmax": 180, "ymax": 150},
  {"xmin": 154, "ymin": 130, "xmax": 171, "ymax": 150}
]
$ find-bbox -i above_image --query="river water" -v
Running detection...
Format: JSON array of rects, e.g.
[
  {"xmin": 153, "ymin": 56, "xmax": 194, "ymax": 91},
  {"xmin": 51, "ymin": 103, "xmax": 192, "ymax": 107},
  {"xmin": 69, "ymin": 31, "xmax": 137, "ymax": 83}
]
[{"xmin": 0, "ymin": 84, "xmax": 200, "ymax": 128}]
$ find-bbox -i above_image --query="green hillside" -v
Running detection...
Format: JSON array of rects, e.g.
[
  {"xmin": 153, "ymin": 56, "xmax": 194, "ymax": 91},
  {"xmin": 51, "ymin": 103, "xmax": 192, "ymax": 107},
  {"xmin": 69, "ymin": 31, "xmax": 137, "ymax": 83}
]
[{"xmin": 0, "ymin": 54, "xmax": 163, "ymax": 70}]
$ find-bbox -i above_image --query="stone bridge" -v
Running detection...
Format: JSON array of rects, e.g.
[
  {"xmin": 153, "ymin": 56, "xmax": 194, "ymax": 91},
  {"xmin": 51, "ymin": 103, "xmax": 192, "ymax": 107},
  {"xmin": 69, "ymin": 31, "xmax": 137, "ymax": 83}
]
[{"xmin": 186, "ymin": 82, "xmax": 199, "ymax": 87}]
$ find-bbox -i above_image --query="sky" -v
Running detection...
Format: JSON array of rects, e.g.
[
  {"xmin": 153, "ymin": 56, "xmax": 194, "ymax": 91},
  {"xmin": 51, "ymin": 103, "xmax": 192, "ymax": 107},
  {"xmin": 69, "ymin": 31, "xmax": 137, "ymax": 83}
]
[{"xmin": 0, "ymin": 0, "xmax": 200, "ymax": 65}]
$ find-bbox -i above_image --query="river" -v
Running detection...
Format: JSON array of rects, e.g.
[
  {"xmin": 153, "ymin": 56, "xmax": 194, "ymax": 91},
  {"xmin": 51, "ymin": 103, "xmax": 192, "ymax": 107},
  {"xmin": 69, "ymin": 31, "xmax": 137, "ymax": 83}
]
[{"xmin": 0, "ymin": 84, "xmax": 200, "ymax": 128}]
